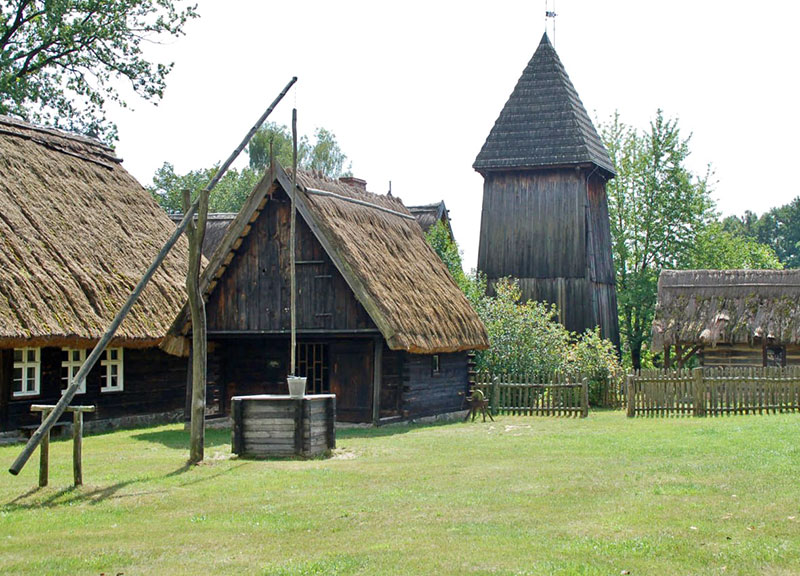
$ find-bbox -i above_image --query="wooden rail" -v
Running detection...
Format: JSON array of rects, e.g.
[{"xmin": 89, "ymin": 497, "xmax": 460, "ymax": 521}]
[
  {"xmin": 473, "ymin": 373, "xmax": 588, "ymax": 418},
  {"xmin": 626, "ymin": 366, "xmax": 800, "ymax": 417}
]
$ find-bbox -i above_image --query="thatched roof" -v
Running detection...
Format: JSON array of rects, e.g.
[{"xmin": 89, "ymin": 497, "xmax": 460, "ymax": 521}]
[
  {"xmin": 170, "ymin": 212, "xmax": 234, "ymax": 257},
  {"xmin": 163, "ymin": 163, "xmax": 488, "ymax": 356},
  {"xmin": 652, "ymin": 270, "xmax": 800, "ymax": 349},
  {"xmin": 0, "ymin": 115, "xmax": 189, "ymax": 349},
  {"xmin": 473, "ymin": 33, "xmax": 615, "ymax": 177},
  {"xmin": 408, "ymin": 201, "xmax": 453, "ymax": 238}
]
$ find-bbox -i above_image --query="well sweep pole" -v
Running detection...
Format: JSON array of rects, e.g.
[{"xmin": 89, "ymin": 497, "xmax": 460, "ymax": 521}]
[{"xmin": 9, "ymin": 77, "xmax": 297, "ymax": 476}]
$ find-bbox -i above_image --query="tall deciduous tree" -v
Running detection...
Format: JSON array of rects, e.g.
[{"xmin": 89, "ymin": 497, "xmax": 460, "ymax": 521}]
[
  {"xmin": 724, "ymin": 198, "xmax": 800, "ymax": 269},
  {"xmin": 602, "ymin": 111, "xmax": 715, "ymax": 369},
  {"xmin": 248, "ymin": 122, "xmax": 351, "ymax": 177},
  {"xmin": 0, "ymin": 0, "xmax": 197, "ymax": 141}
]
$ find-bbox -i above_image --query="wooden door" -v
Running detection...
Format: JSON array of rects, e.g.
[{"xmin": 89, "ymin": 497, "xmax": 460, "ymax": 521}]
[{"xmin": 329, "ymin": 341, "xmax": 373, "ymax": 423}]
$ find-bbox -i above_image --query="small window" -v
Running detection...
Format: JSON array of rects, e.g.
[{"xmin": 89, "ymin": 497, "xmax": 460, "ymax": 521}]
[
  {"xmin": 432, "ymin": 354, "xmax": 440, "ymax": 376},
  {"xmin": 765, "ymin": 345, "xmax": 786, "ymax": 367},
  {"xmin": 62, "ymin": 348, "xmax": 87, "ymax": 394},
  {"xmin": 13, "ymin": 348, "xmax": 40, "ymax": 397},
  {"xmin": 101, "ymin": 347, "xmax": 124, "ymax": 392}
]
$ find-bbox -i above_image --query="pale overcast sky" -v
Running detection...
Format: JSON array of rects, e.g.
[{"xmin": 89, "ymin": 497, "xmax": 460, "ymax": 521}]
[{"xmin": 108, "ymin": 0, "xmax": 800, "ymax": 270}]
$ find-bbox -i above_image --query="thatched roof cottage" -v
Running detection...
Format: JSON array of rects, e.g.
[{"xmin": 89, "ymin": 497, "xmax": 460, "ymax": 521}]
[
  {"xmin": 164, "ymin": 163, "xmax": 488, "ymax": 423},
  {"xmin": 652, "ymin": 270, "xmax": 800, "ymax": 368},
  {"xmin": 0, "ymin": 115, "xmax": 189, "ymax": 432},
  {"xmin": 408, "ymin": 201, "xmax": 453, "ymax": 239}
]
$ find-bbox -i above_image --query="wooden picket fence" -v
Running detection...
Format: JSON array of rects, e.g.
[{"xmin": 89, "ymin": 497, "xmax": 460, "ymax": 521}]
[
  {"xmin": 626, "ymin": 366, "xmax": 800, "ymax": 417},
  {"xmin": 473, "ymin": 372, "xmax": 588, "ymax": 417}
]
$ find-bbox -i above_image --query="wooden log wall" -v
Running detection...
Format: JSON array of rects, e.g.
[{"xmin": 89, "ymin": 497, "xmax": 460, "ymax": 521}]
[
  {"xmin": 205, "ymin": 195, "xmax": 376, "ymax": 333},
  {"xmin": 700, "ymin": 344, "xmax": 800, "ymax": 368},
  {"xmin": 399, "ymin": 351, "xmax": 470, "ymax": 419},
  {"xmin": 1, "ymin": 347, "xmax": 186, "ymax": 432},
  {"xmin": 231, "ymin": 394, "xmax": 335, "ymax": 458},
  {"xmin": 477, "ymin": 168, "xmax": 619, "ymax": 346}
]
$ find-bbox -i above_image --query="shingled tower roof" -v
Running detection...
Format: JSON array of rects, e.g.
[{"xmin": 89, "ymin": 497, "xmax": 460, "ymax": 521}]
[{"xmin": 473, "ymin": 33, "xmax": 615, "ymax": 177}]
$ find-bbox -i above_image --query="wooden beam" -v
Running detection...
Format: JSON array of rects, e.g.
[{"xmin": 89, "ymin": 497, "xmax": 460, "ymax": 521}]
[{"xmin": 372, "ymin": 338, "xmax": 383, "ymax": 425}]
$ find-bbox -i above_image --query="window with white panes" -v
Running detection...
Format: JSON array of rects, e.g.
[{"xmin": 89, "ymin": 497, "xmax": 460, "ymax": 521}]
[
  {"xmin": 12, "ymin": 348, "xmax": 40, "ymax": 397},
  {"xmin": 61, "ymin": 348, "xmax": 87, "ymax": 394},
  {"xmin": 101, "ymin": 347, "xmax": 124, "ymax": 392}
]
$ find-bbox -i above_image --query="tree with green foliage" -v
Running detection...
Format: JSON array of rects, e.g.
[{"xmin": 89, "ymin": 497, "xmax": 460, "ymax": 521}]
[
  {"xmin": 601, "ymin": 111, "xmax": 781, "ymax": 369},
  {"xmin": 601, "ymin": 111, "xmax": 715, "ymax": 369},
  {"xmin": 150, "ymin": 124, "xmax": 351, "ymax": 213},
  {"xmin": 148, "ymin": 162, "xmax": 260, "ymax": 214},
  {"xmin": 247, "ymin": 122, "xmax": 351, "ymax": 177},
  {"xmin": 0, "ymin": 0, "xmax": 197, "ymax": 141},
  {"xmin": 724, "ymin": 198, "xmax": 800, "ymax": 269}
]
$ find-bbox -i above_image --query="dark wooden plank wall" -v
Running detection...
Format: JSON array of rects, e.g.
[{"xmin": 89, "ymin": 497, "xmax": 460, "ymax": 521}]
[
  {"xmin": 205, "ymin": 195, "xmax": 376, "ymax": 333},
  {"xmin": 700, "ymin": 344, "xmax": 800, "ymax": 368},
  {"xmin": 399, "ymin": 351, "xmax": 469, "ymax": 419},
  {"xmin": 478, "ymin": 169, "xmax": 619, "ymax": 343},
  {"xmin": 0, "ymin": 347, "xmax": 186, "ymax": 432},
  {"xmin": 478, "ymin": 170, "xmax": 586, "ymax": 280}
]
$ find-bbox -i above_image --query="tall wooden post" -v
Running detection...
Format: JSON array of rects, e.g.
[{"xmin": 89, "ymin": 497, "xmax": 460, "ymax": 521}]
[
  {"xmin": 626, "ymin": 374, "xmax": 635, "ymax": 418},
  {"xmin": 290, "ymin": 108, "xmax": 298, "ymax": 376},
  {"xmin": 580, "ymin": 378, "xmax": 589, "ymax": 418},
  {"xmin": 72, "ymin": 410, "xmax": 83, "ymax": 486},
  {"xmin": 184, "ymin": 187, "xmax": 209, "ymax": 464},
  {"xmin": 692, "ymin": 367, "xmax": 705, "ymax": 417},
  {"xmin": 38, "ymin": 408, "xmax": 51, "ymax": 487}
]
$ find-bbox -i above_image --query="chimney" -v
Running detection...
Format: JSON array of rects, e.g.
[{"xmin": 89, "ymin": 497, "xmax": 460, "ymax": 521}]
[{"xmin": 339, "ymin": 176, "xmax": 367, "ymax": 191}]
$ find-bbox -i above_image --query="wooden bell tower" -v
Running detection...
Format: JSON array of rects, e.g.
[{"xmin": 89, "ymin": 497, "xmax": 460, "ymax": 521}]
[{"xmin": 474, "ymin": 33, "xmax": 619, "ymax": 346}]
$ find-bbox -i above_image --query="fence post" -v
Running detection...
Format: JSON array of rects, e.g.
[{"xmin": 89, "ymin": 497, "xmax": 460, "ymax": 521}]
[
  {"xmin": 692, "ymin": 367, "xmax": 705, "ymax": 417},
  {"xmin": 491, "ymin": 376, "xmax": 500, "ymax": 416},
  {"xmin": 581, "ymin": 378, "xmax": 589, "ymax": 418},
  {"xmin": 626, "ymin": 374, "xmax": 635, "ymax": 418}
]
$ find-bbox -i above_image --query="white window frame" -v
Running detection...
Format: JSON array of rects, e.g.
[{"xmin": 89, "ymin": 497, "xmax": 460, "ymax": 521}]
[
  {"xmin": 12, "ymin": 348, "xmax": 40, "ymax": 398},
  {"xmin": 100, "ymin": 347, "xmax": 124, "ymax": 392},
  {"xmin": 62, "ymin": 348, "xmax": 87, "ymax": 394}
]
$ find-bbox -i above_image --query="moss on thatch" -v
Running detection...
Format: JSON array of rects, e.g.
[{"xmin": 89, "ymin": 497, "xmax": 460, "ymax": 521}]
[
  {"xmin": 652, "ymin": 270, "xmax": 800, "ymax": 350},
  {"xmin": 0, "ymin": 115, "xmax": 189, "ymax": 349}
]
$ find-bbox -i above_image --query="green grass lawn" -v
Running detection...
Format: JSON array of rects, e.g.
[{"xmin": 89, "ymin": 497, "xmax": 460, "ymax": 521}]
[{"xmin": 1, "ymin": 412, "xmax": 799, "ymax": 575}]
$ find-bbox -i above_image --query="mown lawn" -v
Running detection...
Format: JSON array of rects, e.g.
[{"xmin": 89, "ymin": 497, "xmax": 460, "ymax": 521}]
[{"xmin": 1, "ymin": 411, "xmax": 799, "ymax": 575}]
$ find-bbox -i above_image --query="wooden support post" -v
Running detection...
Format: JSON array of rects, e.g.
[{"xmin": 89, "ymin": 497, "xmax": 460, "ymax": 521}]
[
  {"xmin": 38, "ymin": 408, "xmax": 51, "ymax": 488},
  {"xmin": 293, "ymin": 399, "xmax": 304, "ymax": 454},
  {"xmin": 626, "ymin": 374, "xmax": 635, "ymax": 418},
  {"xmin": 231, "ymin": 398, "xmax": 243, "ymax": 455},
  {"xmin": 692, "ymin": 367, "xmax": 705, "ymax": 417},
  {"xmin": 580, "ymin": 378, "xmax": 589, "ymax": 418},
  {"xmin": 72, "ymin": 411, "xmax": 83, "ymax": 486},
  {"xmin": 491, "ymin": 377, "xmax": 500, "ymax": 416},
  {"xmin": 326, "ymin": 395, "xmax": 336, "ymax": 450},
  {"xmin": 372, "ymin": 338, "xmax": 382, "ymax": 425}
]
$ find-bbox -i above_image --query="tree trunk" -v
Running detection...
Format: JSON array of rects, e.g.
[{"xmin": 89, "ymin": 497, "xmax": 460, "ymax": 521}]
[{"xmin": 183, "ymin": 188, "xmax": 209, "ymax": 464}]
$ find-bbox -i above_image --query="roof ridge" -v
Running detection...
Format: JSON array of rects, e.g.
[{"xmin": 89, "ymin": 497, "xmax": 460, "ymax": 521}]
[{"xmin": 0, "ymin": 114, "xmax": 116, "ymax": 153}]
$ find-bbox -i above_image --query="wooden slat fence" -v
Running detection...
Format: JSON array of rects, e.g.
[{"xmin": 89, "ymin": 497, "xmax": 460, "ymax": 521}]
[
  {"xmin": 627, "ymin": 366, "xmax": 800, "ymax": 417},
  {"xmin": 473, "ymin": 372, "xmax": 588, "ymax": 418}
]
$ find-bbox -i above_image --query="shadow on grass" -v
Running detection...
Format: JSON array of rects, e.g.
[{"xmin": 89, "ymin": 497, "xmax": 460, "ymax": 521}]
[
  {"xmin": 131, "ymin": 427, "xmax": 230, "ymax": 449},
  {"xmin": 2, "ymin": 460, "xmax": 247, "ymax": 512},
  {"xmin": 337, "ymin": 418, "xmax": 463, "ymax": 440}
]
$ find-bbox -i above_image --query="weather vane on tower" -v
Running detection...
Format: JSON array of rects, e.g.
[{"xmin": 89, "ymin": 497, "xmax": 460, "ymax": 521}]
[{"xmin": 545, "ymin": 0, "xmax": 557, "ymax": 46}]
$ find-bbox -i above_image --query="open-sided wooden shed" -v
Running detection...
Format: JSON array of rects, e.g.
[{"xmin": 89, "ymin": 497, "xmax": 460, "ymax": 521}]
[
  {"xmin": 652, "ymin": 270, "xmax": 800, "ymax": 368},
  {"xmin": 163, "ymin": 163, "xmax": 488, "ymax": 423},
  {"xmin": 0, "ymin": 115, "xmax": 189, "ymax": 432}
]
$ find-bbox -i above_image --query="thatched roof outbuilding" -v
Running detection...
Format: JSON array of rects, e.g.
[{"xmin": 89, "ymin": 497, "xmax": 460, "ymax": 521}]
[
  {"xmin": 407, "ymin": 201, "xmax": 452, "ymax": 237},
  {"xmin": 169, "ymin": 212, "xmax": 235, "ymax": 257},
  {"xmin": 652, "ymin": 269, "xmax": 800, "ymax": 350},
  {"xmin": 164, "ymin": 163, "xmax": 488, "ymax": 356},
  {"xmin": 0, "ymin": 115, "xmax": 189, "ymax": 349}
]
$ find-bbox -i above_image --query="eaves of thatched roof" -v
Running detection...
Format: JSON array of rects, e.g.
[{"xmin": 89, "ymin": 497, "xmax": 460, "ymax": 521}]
[
  {"xmin": 652, "ymin": 269, "xmax": 800, "ymax": 350},
  {"xmin": 473, "ymin": 33, "xmax": 614, "ymax": 178},
  {"xmin": 0, "ymin": 115, "xmax": 189, "ymax": 349},
  {"xmin": 163, "ymin": 163, "xmax": 488, "ymax": 356}
]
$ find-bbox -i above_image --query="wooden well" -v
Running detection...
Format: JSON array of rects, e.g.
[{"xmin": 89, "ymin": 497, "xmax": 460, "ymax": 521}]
[{"xmin": 231, "ymin": 394, "xmax": 335, "ymax": 458}]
